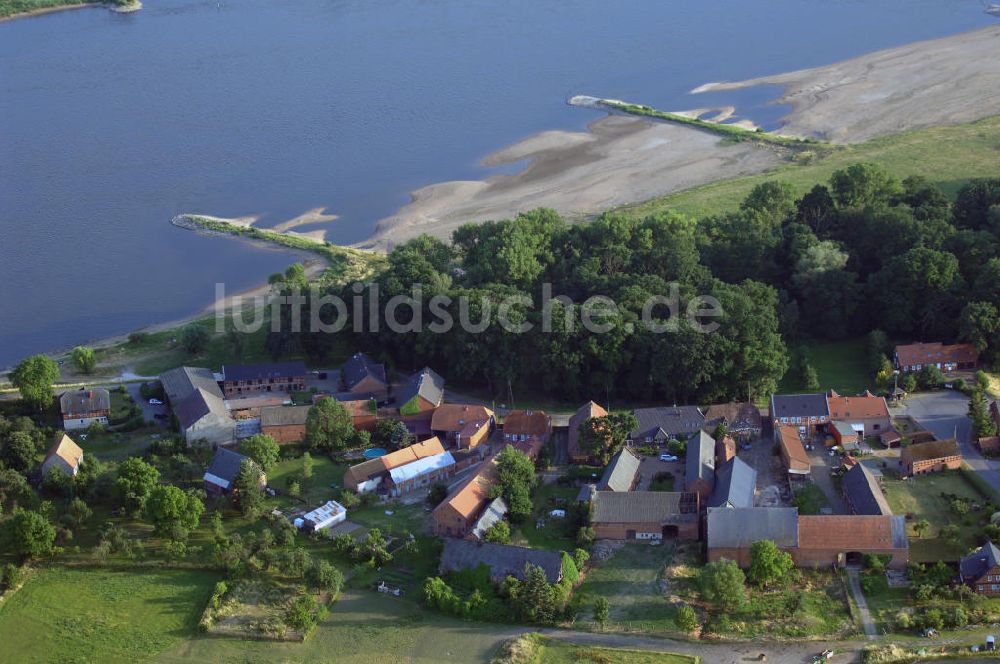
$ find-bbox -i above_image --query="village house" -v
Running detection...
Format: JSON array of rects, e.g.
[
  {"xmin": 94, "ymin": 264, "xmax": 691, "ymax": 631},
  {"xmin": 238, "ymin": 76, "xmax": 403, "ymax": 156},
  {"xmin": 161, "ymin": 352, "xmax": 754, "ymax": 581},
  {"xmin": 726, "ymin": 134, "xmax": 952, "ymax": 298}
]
[
  {"xmin": 770, "ymin": 393, "xmax": 830, "ymax": 435},
  {"xmin": 685, "ymin": 430, "xmax": 716, "ymax": 498},
  {"xmin": 775, "ymin": 424, "xmax": 811, "ymax": 479},
  {"xmin": 160, "ymin": 366, "xmax": 235, "ymax": 447},
  {"xmin": 901, "ymin": 438, "xmax": 962, "ymax": 476},
  {"xmin": 960, "ymin": 542, "xmax": 1000, "ymax": 596},
  {"xmin": 41, "ymin": 434, "xmax": 84, "ymax": 477},
  {"xmin": 591, "ymin": 491, "xmax": 699, "ymax": 540},
  {"xmin": 707, "ymin": 457, "xmax": 756, "ymax": 509},
  {"xmin": 842, "ymin": 463, "xmax": 892, "ymax": 516},
  {"xmin": 628, "ymin": 406, "xmax": 706, "ymax": 445},
  {"xmin": 503, "ymin": 410, "xmax": 551, "ymax": 446},
  {"xmin": 567, "ymin": 401, "xmax": 607, "ymax": 464},
  {"xmin": 396, "ymin": 367, "xmax": 445, "ymax": 418},
  {"xmin": 59, "ymin": 388, "xmax": 110, "ymax": 431},
  {"xmin": 386, "ymin": 451, "xmax": 456, "ymax": 497},
  {"xmin": 826, "ymin": 390, "xmax": 891, "ymax": 437},
  {"xmin": 343, "ymin": 437, "xmax": 446, "ymax": 493},
  {"xmin": 707, "ymin": 508, "xmax": 908, "ymax": 569},
  {"xmin": 203, "ymin": 448, "xmax": 264, "ymax": 495},
  {"xmin": 296, "ymin": 500, "xmax": 347, "ymax": 534},
  {"xmin": 894, "ymin": 341, "xmax": 979, "ymax": 373},
  {"xmin": 259, "ymin": 405, "xmax": 311, "ymax": 444},
  {"xmin": 432, "ymin": 454, "xmax": 497, "ymax": 538},
  {"xmin": 220, "ymin": 361, "xmax": 308, "ymax": 397},
  {"xmin": 340, "ymin": 352, "xmax": 388, "ymax": 398},
  {"xmin": 703, "ymin": 402, "xmax": 762, "ymax": 442},
  {"xmin": 439, "ymin": 539, "xmax": 563, "ymax": 584},
  {"xmin": 597, "ymin": 447, "xmax": 640, "ymax": 492},
  {"xmin": 431, "ymin": 404, "xmax": 495, "ymax": 449}
]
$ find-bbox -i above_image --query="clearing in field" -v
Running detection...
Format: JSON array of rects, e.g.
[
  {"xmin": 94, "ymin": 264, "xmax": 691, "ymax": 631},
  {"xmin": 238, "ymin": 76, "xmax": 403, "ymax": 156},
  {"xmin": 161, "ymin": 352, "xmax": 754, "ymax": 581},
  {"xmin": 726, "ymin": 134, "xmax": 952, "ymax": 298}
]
[
  {"xmin": 882, "ymin": 470, "xmax": 991, "ymax": 562},
  {"xmin": 495, "ymin": 633, "xmax": 698, "ymax": 664},
  {"xmin": 0, "ymin": 566, "xmax": 218, "ymax": 663}
]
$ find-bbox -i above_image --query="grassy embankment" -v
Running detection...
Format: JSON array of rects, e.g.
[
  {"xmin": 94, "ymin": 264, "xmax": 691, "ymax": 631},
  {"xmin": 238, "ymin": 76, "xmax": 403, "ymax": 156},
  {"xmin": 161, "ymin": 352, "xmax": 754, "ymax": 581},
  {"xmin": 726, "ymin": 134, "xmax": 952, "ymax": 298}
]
[
  {"xmin": 493, "ymin": 633, "xmax": 698, "ymax": 664},
  {"xmin": 601, "ymin": 99, "xmax": 828, "ymax": 152},
  {"xmin": 624, "ymin": 114, "xmax": 1000, "ymax": 220}
]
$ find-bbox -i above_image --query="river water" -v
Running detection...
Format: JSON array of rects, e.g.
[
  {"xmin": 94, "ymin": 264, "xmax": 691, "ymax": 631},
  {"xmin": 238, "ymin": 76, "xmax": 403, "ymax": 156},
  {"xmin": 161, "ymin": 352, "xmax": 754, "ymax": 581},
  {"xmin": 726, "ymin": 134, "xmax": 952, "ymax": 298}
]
[{"xmin": 0, "ymin": 0, "xmax": 994, "ymax": 368}]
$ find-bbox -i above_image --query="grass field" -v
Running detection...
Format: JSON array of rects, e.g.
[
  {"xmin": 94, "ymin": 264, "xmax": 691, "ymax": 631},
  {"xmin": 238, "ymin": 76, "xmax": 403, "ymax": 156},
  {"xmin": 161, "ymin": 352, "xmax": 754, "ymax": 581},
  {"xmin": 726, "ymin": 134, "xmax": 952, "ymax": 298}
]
[
  {"xmin": 513, "ymin": 483, "xmax": 580, "ymax": 551},
  {"xmin": 792, "ymin": 482, "xmax": 831, "ymax": 515},
  {"xmin": 779, "ymin": 338, "xmax": 871, "ymax": 395},
  {"xmin": 623, "ymin": 115, "xmax": 1000, "ymax": 220},
  {"xmin": 526, "ymin": 635, "xmax": 697, "ymax": 664},
  {"xmin": 0, "ymin": 566, "xmax": 219, "ymax": 663},
  {"xmin": 882, "ymin": 470, "xmax": 989, "ymax": 562},
  {"xmin": 156, "ymin": 591, "xmax": 520, "ymax": 663}
]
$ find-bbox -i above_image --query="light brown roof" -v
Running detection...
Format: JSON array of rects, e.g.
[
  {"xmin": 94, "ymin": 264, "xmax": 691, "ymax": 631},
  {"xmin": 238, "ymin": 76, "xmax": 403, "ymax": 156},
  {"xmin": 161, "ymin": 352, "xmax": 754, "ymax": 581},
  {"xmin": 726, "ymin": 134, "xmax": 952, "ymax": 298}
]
[
  {"xmin": 259, "ymin": 405, "xmax": 311, "ymax": 427},
  {"xmin": 46, "ymin": 434, "xmax": 83, "ymax": 469},
  {"xmin": 503, "ymin": 410, "xmax": 551, "ymax": 438},
  {"xmin": 895, "ymin": 342, "xmax": 978, "ymax": 368},
  {"xmin": 380, "ymin": 437, "xmax": 445, "ymax": 471},
  {"xmin": 776, "ymin": 425, "xmax": 810, "ymax": 471},
  {"xmin": 431, "ymin": 404, "xmax": 494, "ymax": 432},
  {"xmin": 827, "ymin": 392, "xmax": 890, "ymax": 421},
  {"xmin": 903, "ymin": 438, "xmax": 961, "ymax": 463},
  {"xmin": 567, "ymin": 401, "xmax": 607, "ymax": 460},
  {"xmin": 703, "ymin": 402, "xmax": 762, "ymax": 428},
  {"xmin": 434, "ymin": 454, "xmax": 498, "ymax": 521},
  {"xmin": 798, "ymin": 515, "xmax": 899, "ymax": 550}
]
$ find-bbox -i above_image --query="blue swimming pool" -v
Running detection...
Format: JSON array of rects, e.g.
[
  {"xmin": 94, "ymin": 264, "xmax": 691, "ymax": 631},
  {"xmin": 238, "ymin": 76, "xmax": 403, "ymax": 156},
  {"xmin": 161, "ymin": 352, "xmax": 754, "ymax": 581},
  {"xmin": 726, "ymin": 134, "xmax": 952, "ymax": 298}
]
[{"xmin": 363, "ymin": 448, "xmax": 388, "ymax": 459}]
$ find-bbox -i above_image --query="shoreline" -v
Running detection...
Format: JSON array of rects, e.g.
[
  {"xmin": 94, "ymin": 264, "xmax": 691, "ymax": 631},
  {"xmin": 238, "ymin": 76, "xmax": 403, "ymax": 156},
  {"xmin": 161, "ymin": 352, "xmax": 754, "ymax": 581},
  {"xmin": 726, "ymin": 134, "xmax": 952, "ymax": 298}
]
[{"xmin": 0, "ymin": 0, "xmax": 140, "ymax": 23}]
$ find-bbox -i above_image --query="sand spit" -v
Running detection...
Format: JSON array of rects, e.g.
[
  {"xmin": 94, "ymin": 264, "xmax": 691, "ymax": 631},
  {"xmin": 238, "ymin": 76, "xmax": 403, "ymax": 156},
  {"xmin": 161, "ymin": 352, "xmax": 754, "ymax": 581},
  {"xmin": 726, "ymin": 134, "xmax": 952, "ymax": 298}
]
[
  {"xmin": 694, "ymin": 25, "xmax": 1000, "ymax": 143},
  {"xmin": 361, "ymin": 115, "xmax": 779, "ymax": 249}
]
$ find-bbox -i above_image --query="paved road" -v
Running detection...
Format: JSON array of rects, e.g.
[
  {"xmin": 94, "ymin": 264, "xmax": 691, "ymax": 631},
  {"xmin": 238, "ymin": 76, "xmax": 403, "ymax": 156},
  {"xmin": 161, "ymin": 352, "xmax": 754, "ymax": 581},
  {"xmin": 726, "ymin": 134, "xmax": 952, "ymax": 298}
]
[
  {"xmin": 845, "ymin": 568, "xmax": 877, "ymax": 640},
  {"xmin": 807, "ymin": 445, "xmax": 847, "ymax": 514},
  {"xmin": 892, "ymin": 390, "xmax": 1000, "ymax": 495},
  {"xmin": 126, "ymin": 381, "xmax": 169, "ymax": 425}
]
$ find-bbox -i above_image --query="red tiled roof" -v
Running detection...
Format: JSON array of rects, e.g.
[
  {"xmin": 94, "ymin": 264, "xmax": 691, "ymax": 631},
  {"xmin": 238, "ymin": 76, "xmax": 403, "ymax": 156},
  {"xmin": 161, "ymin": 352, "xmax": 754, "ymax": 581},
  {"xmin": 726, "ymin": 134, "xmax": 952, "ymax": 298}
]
[
  {"xmin": 798, "ymin": 515, "xmax": 897, "ymax": 550},
  {"xmin": 776, "ymin": 425, "xmax": 810, "ymax": 470},
  {"xmin": 827, "ymin": 392, "xmax": 889, "ymax": 420},
  {"xmin": 895, "ymin": 342, "xmax": 978, "ymax": 368},
  {"xmin": 567, "ymin": 401, "xmax": 607, "ymax": 460},
  {"xmin": 431, "ymin": 404, "xmax": 494, "ymax": 432},
  {"xmin": 503, "ymin": 410, "xmax": 551, "ymax": 438}
]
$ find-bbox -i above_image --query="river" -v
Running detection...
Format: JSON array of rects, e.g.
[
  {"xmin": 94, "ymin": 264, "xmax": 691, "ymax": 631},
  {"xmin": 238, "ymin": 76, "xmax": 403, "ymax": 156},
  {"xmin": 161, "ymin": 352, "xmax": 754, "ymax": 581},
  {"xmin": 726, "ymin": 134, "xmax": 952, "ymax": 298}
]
[{"xmin": 0, "ymin": 0, "xmax": 995, "ymax": 368}]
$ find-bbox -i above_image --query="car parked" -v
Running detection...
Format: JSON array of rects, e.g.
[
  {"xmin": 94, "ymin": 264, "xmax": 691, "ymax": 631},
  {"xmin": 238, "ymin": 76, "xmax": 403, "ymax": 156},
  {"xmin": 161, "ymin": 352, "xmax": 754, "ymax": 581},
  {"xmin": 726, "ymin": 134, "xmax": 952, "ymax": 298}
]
[
  {"xmin": 149, "ymin": 398, "xmax": 163, "ymax": 405},
  {"xmin": 659, "ymin": 454, "xmax": 678, "ymax": 462}
]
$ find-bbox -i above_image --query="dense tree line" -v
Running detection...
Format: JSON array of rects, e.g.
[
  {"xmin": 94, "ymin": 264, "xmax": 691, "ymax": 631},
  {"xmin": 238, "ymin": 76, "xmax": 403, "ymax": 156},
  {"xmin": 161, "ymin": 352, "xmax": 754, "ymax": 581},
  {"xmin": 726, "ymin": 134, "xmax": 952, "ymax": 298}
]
[{"xmin": 263, "ymin": 169, "xmax": 1000, "ymax": 403}]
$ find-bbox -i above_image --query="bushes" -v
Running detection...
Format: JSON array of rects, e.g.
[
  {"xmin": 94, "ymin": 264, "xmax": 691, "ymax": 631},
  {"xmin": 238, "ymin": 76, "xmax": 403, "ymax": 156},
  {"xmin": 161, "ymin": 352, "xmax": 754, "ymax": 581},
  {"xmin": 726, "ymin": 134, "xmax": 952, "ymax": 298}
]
[
  {"xmin": 198, "ymin": 580, "xmax": 230, "ymax": 632},
  {"xmin": 1, "ymin": 563, "xmax": 25, "ymax": 592}
]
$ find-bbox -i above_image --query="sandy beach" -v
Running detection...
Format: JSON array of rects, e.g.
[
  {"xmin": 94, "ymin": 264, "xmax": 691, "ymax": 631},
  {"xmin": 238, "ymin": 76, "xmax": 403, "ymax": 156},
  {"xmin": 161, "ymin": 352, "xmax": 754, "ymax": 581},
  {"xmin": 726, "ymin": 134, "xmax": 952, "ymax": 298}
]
[{"xmin": 363, "ymin": 24, "xmax": 1000, "ymax": 249}]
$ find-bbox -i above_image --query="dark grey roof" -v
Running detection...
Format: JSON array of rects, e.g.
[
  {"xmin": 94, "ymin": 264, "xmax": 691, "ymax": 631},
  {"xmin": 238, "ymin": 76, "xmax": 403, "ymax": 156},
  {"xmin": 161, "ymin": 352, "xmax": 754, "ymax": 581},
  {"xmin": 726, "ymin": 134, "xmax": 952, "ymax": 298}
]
[
  {"xmin": 890, "ymin": 515, "xmax": 909, "ymax": 549},
  {"xmin": 597, "ymin": 447, "xmax": 640, "ymax": 492},
  {"xmin": 960, "ymin": 542, "xmax": 1000, "ymax": 582},
  {"xmin": 577, "ymin": 484, "xmax": 597, "ymax": 502},
  {"xmin": 439, "ymin": 539, "xmax": 562, "ymax": 584},
  {"xmin": 175, "ymin": 387, "xmax": 228, "ymax": 430},
  {"xmin": 470, "ymin": 496, "xmax": 508, "ymax": 540},
  {"xmin": 160, "ymin": 366, "xmax": 222, "ymax": 404},
  {"xmin": 342, "ymin": 353, "xmax": 386, "ymax": 390},
  {"xmin": 770, "ymin": 393, "xmax": 830, "ymax": 419},
  {"xmin": 708, "ymin": 457, "xmax": 756, "ymax": 509},
  {"xmin": 591, "ymin": 491, "xmax": 698, "ymax": 524},
  {"xmin": 631, "ymin": 406, "xmax": 705, "ymax": 440},
  {"xmin": 707, "ymin": 507, "xmax": 799, "ymax": 549},
  {"xmin": 842, "ymin": 464, "xmax": 892, "ymax": 516},
  {"xmin": 260, "ymin": 405, "xmax": 312, "ymax": 427},
  {"xmin": 60, "ymin": 388, "xmax": 110, "ymax": 415},
  {"xmin": 222, "ymin": 361, "xmax": 307, "ymax": 382},
  {"xmin": 686, "ymin": 431, "xmax": 716, "ymax": 488},
  {"xmin": 396, "ymin": 367, "xmax": 445, "ymax": 408},
  {"xmin": 205, "ymin": 448, "xmax": 250, "ymax": 484}
]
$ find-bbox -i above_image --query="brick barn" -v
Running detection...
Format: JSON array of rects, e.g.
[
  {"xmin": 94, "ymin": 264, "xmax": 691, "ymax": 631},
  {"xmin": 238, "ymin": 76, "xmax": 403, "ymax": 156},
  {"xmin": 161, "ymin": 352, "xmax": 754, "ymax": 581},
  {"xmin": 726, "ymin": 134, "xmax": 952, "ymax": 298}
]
[
  {"xmin": 900, "ymin": 438, "xmax": 962, "ymax": 476},
  {"xmin": 259, "ymin": 405, "xmax": 311, "ymax": 444},
  {"xmin": 590, "ymin": 491, "xmax": 699, "ymax": 541}
]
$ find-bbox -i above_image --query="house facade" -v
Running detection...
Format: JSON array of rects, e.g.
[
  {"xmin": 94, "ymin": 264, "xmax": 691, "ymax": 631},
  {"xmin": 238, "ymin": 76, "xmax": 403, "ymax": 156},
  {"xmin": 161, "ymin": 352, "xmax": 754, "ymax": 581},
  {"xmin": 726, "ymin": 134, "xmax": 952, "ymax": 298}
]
[
  {"xmin": 431, "ymin": 404, "xmax": 494, "ymax": 449},
  {"xmin": 203, "ymin": 448, "xmax": 264, "ymax": 495},
  {"xmin": 341, "ymin": 352, "xmax": 387, "ymax": 398},
  {"xmin": 502, "ymin": 410, "xmax": 551, "ymax": 447},
  {"xmin": 894, "ymin": 342, "xmax": 979, "ymax": 373},
  {"xmin": 220, "ymin": 361, "xmax": 308, "ymax": 397},
  {"xmin": 396, "ymin": 367, "xmax": 445, "ymax": 418},
  {"xmin": 160, "ymin": 367, "xmax": 234, "ymax": 447},
  {"xmin": 901, "ymin": 439, "xmax": 962, "ymax": 476},
  {"xmin": 590, "ymin": 491, "xmax": 700, "ymax": 540},
  {"xmin": 826, "ymin": 390, "xmax": 891, "ymax": 438},
  {"xmin": 60, "ymin": 389, "xmax": 110, "ymax": 431},
  {"xmin": 628, "ymin": 406, "xmax": 705, "ymax": 445},
  {"xmin": 343, "ymin": 437, "xmax": 446, "ymax": 493},
  {"xmin": 260, "ymin": 405, "xmax": 311, "ymax": 444},
  {"xmin": 432, "ymin": 455, "xmax": 497, "ymax": 538},
  {"xmin": 387, "ymin": 452, "xmax": 456, "ymax": 496},
  {"xmin": 770, "ymin": 393, "xmax": 830, "ymax": 435},
  {"xmin": 960, "ymin": 543, "xmax": 1000, "ymax": 596}
]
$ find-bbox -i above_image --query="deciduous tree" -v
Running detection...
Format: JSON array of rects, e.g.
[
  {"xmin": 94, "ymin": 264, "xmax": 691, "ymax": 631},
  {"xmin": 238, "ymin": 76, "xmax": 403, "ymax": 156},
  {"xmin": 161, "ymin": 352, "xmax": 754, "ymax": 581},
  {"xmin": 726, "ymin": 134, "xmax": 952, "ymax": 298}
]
[
  {"xmin": 10, "ymin": 355, "xmax": 60, "ymax": 411},
  {"xmin": 305, "ymin": 397, "xmax": 354, "ymax": 452}
]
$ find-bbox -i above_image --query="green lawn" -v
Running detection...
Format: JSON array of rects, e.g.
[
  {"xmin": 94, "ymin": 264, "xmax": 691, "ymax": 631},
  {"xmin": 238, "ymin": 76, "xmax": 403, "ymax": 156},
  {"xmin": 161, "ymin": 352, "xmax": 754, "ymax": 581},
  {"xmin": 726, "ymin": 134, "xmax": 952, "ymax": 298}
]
[
  {"xmin": 527, "ymin": 635, "xmax": 697, "ymax": 664},
  {"xmin": 155, "ymin": 590, "xmax": 520, "ymax": 663},
  {"xmin": 623, "ymin": 115, "xmax": 1000, "ymax": 220},
  {"xmin": 265, "ymin": 454, "xmax": 348, "ymax": 509},
  {"xmin": 513, "ymin": 483, "xmax": 580, "ymax": 551},
  {"xmin": 792, "ymin": 482, "xmax": 830, "ymax": 515},
  {"xmin": 882, "ymin": 470, "xmax": 990, "ymax": 562},
  {"xmin": 0, "ymin": 566, "xmax": 219, "ymax": 663},
  {"xmin": 76, "ymin": 427, "xmax": 161, "ymax": 462},
  {"xmin": 779, "ymin": 338, "xmax": 871, "ymax": 395}
]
